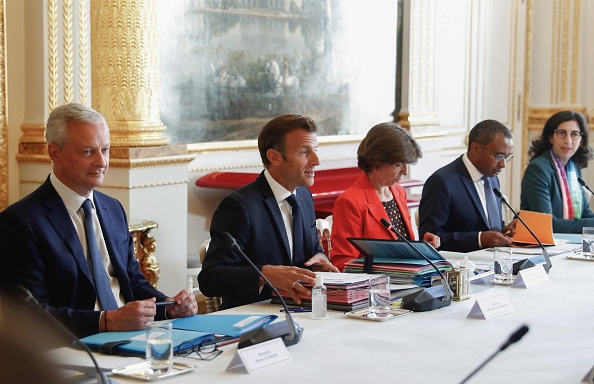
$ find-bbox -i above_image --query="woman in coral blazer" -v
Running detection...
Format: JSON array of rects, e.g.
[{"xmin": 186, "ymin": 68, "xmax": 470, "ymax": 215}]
[{"xmin": 330, "ymin": 123, "xmax": 440, "ymax": 271}]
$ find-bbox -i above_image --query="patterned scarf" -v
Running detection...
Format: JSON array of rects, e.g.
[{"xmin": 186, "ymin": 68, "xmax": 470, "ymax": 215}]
[{"xmin": 551, "ymin": 150, "xmax": 582, "ymax": 219}]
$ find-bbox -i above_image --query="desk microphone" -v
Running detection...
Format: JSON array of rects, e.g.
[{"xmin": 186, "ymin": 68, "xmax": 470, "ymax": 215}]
[
  {"xmin": 578, "ymin": 177, "xmax": 594, "ymax": 195},
  {"xmin": 15, "ymin": 286, "xmax": 116, "ymax": 384},
  {"xmin": 380, "ymin": 218, "xmax": 452, "ymax": 312},
  {"xmin": 459, "ymin": 324, "xmax": 529, "ymax": 383},
  {"xmin": 222, "ymin": 232, "xmax": 303, "ymax": 348},
  {"xmin": 492, "ymin": 188, "xmax": 552, "ymax": 273}
]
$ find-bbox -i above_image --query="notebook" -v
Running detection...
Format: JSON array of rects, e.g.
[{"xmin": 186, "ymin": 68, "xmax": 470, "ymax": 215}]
[{"xmin": 512, "ymin": 210, "xmax": 555, "ymax": 246}]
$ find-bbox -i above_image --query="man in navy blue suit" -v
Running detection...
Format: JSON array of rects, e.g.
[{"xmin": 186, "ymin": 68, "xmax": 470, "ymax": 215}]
[
  {"xmin": 419, "ymin": 120, "xmax": 517, "ymax": 252},
  {"xmin": 0, "ymin": 103, "xmax": 197, "ymax": 337},
  {"xmin": 198, "ymin": 114, "xmax": 338, "ymax": 310}
]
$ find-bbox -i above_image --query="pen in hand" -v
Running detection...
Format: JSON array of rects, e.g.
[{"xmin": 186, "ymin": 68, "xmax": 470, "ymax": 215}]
[
  {"xmin": 280, "ymin": 307, "xmax": 312, "ymax": 313},
  {"xmin": 155, "ymin": 301, "xmax": 176, "ymax": 307}
]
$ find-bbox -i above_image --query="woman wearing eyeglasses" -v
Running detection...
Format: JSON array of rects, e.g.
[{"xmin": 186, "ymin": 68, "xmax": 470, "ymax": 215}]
[{"xmin": 520, "ymin": 110, "xmax": 594, "ymax": 233}]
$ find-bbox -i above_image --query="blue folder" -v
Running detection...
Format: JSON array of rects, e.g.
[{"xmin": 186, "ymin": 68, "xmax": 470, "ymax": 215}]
[
  {"xmin": 171, "ymin": 314, "xmax": 277, "ymax": 338},
  {"xmin": 80, "ymin": 328, "xmax": 212, "ymax": 357}
]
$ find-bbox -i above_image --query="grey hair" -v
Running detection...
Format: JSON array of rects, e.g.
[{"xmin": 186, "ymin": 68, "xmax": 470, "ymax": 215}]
[{"xmin": 45, "ymin": 103, "xmax": 107, "ymax": 148}]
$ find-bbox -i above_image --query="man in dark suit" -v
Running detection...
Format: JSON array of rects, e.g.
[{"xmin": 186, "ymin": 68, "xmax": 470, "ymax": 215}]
[
  {"xmin": 419, "ymin": 120, "xmax": 517, "ymax": 252},
  {"xmin": 0, "ymin": 103, "xmax": 197, "ymax": 337},
  {"xmin": 198, "ymin": 114, "xmax": 338, "ymax": 310}
]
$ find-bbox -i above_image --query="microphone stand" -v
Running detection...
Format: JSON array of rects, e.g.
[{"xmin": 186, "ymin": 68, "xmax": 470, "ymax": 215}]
[
  {"xmin": 493, "ymin": 188, "xmax": 552, "ymax": 273},
  {"xmin": 380, "ymin": 218, "xmax": 453, "ymax": 306},
  {"xmin": 15, "ymin": 286, "xmax": 115, "ymax": 384},
  {"xmin": 459, "ymin": 325, "xmax": 529, "ymax": 383},
  {"xmin": 222, "ymin": 232, "xmax": 303, "ymax": 347}
]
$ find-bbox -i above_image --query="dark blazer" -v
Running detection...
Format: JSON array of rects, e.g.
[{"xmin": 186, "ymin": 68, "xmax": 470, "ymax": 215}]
[
  {"xmin": 520, "ymin": 151, "xmax": 594, "ymax": 233},
  {"xmin": 0, "ymin": 177, "xmax": 167, "ymax": 337},
  {"xmin": 419, "ymin": 156, "xmax": 502, "ymax": 252},
  {"xmin": 198, "ymin": 172, "xmax": 324, "ymax": 310}
]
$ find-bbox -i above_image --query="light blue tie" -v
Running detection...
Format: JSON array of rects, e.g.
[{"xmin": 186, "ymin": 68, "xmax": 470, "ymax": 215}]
[
  {"xmin": 482, "ymin": 176, "xmax": 502, "ymax": 231},
  {"xmin": 82, "ymin": 199, "xmax": 118, "ymax": 310}
]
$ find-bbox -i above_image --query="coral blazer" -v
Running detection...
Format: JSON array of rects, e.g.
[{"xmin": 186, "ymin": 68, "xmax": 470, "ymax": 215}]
[{"xmin": 330, "ymin": 173, "xmax": 415, "ymax": 271}]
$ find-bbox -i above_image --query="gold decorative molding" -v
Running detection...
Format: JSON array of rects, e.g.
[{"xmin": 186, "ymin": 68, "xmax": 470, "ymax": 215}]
[
  {"xmin": 129, "ymin": 220, "xmax": 160, "ymax": 288},
  {"xmin": 48, "ymin": 0, "xmax": 59, "ymax": 110},
  {"xmin": 78, "ymin": 0, "xmax": 89, "ymax": 105},
  {"xmin": 90, "ymin": 0, "xmax": 167, "ymax": 147},
  {"xmin": 0, "ymin": 0, "xmax": 7, "ymax": 211},
  {"xmin": 63, "ymin": 0, "xmax": 74, "ymax": 103}
]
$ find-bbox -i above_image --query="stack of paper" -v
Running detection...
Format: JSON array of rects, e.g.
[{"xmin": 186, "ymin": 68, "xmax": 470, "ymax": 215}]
[
  {"xmin": 272, "ymin": 272, "xmax": 377, "ymax": 311},
  {"xmin": 343, "ymin": 258, "xmax": 452, "ymax": 287}
]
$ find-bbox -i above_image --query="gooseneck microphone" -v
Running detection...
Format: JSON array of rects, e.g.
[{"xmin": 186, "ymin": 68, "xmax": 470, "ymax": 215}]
[
  {"xmin": 493, "ymin": 188, "xmax": 552, "ymax": 273},
  {"xmin": 15, "ymin": 286, "xmax": 116, "ymax": 384},
  {"xmin": 380, "ymin": 218, "xmax": 453, "ymax": 311},
  {"xmin": 578, "ymin": 177, "xmax": 594, "ymax": 195},
  {"xmin": 222, "ymin": 232, "xmax": 303, "ymax": 348},
  {"xmin": 459, "ymin": 324, "xmax": 529, "ymax": 383}
]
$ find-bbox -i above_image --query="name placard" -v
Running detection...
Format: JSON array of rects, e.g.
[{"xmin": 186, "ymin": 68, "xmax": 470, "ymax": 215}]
[
  {"xmin": 467, "ymin": 293, "xmax": 514, "ymax": 320},
  {"xmin": 226, "ymin": 338, "xmax": 291, "ymax": 373},
  {"xmin": 512, "ymin": 265, "xmax": 550, "ymax": 289}
]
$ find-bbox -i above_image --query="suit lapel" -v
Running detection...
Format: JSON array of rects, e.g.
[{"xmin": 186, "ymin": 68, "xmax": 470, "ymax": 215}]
[
  {"xmin": 361, "ymin": 177, "xmax": 397, "ymax": 240},
  {"xmin": 454, "ymin": 158, "xmax": 489, "ymax": 228},
  {"xmin": 257, "ymin": 174, "xmax": 292, "ymax": 265},
  {"xmin": 41, "ymin": 182, "xmax": 94, "ymax": 284}
]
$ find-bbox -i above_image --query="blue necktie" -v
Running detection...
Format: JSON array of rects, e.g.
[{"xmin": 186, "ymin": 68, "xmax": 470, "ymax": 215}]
[
  {"xmin": 82, "ymin": 199, "xmax": 118, "ymax": 310},
  {"xmin": 286, "ymin": 195, "xmax": 304, "ymax": 265},
  {"xmin": 482, "ymin": 176, "xmax": 502, "ymax": 231}
]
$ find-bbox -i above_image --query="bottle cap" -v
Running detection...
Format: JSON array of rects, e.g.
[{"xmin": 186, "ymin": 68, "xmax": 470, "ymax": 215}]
[{"xmin": 315, "ymin": 274, "xmax": 323, "ymax": 286}]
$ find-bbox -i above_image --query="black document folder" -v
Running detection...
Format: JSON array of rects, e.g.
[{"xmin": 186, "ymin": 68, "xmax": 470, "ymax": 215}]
[{"xmin": 347, "ymin": 237, "xmax": 446, "ymax": 263}]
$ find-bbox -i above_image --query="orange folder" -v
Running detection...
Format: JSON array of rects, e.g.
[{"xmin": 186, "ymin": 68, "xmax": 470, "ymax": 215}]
[{"xmin": 512, "ymin": 210, "xmax": 555, "ymax": 246}]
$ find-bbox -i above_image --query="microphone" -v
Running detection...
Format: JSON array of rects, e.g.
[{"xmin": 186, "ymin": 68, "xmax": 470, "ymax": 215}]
[
  {"xmin": 493, "ymin": 188, "xmax": 552, "ymax": 274},
  {"xmin": 578, "ymin": 177, "xmax": 594, "ymax": 195},
  {"xmin": 222, "ymin": 232, "xmax": 304, "ymax": 348},
  {"xmin": 459, "ymin": 324, "xmax": 529, "ymax": 383},
  {"xmin": 15, "ymin": 286, "xmax": 116, "ymax": 384},
  {"xmin": 380, "ymin": 218, "xmax": 453, "ymax": 312}
]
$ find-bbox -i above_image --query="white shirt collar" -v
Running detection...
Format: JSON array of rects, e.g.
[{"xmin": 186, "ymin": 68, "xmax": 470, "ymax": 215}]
[
  {"xmin": 263, "ymin": 169, "xmax": 293, "ymax": 202},
  {"xmin": 462, "ymin": 153, "xmax": 486, "ymax": 182},
  {"xmin": 50, "ymin": 173, "xmax": 95, "ymax": 216}
]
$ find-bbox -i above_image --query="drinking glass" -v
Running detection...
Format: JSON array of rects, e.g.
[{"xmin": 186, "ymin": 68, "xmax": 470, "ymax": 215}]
[
  {"xmin": 582, "ymin": 227, "xmax": 594, "ymax": 258},
  {"xmin": 146, "ymin": 321, "xmax": 173, "ymax": 374},
  {"xmin": 368, "ymin": 275, "xmax": 390, "ymax": 318},
  {"xmin": 493, "ymin": 247, "xmax": 513, "ymax": 285}
]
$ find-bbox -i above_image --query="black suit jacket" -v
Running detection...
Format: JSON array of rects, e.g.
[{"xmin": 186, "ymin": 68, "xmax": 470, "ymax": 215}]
[
  {"xmin": 419, "ymin": 156, "xmax": 503, "ymax": 252},
  {"xmin": 0, "ymin": 177, "xmax": 167, "ymax": 337},
  {"xmin": 198, "ymin": 172, "xmax": 323, "ymax": 309}
]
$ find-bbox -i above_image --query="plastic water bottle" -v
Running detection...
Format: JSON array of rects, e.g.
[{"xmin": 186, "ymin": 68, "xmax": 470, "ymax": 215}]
[{"xmin": 311, "ymin": 274, "xmax": 327, "ymax": 318}]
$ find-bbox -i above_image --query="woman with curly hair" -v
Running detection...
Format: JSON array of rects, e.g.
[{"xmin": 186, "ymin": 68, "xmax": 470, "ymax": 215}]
[{"xmin": 520, "ymin": 110, "xmax": 594, "ymax": 233}]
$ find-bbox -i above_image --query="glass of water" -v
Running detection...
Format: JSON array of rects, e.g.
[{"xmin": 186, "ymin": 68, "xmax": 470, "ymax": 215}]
[
  {"xmin": 368, "ymin": 275, "xmax": 390, "ymax": 318},
  {"xmin": 146, "ymin": 321, "xmax": 173, "ymax": 374},
  {"xmin": 493, "ymin": 247, "xmax": 513, "ymax": 285},
  {"xmin": 582, "ymin": 227, "xmax": 594, "ymax": 258}
]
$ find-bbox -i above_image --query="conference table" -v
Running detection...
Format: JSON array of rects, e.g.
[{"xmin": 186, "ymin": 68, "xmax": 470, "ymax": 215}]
[{"xmin": 53, "ymin": 245, "xmax": 594, "ymax": 383}]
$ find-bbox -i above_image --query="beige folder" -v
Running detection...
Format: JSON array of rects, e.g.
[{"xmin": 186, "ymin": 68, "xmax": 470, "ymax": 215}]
[{"xmin": 512, "ymin": 210, "xmax": 555, "ymax": 246}]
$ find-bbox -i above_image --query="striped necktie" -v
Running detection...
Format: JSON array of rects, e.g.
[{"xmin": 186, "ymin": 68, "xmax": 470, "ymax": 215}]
[{"xmin": 81, "ymin": 199, "xmax": 118, "ymax": 310}]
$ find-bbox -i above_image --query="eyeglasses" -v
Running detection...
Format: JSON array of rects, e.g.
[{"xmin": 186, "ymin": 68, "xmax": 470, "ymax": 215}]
[
  {"xmin": 176, "ymin": 337, "xmax": 223, "ymax": 361},
  {"xmin": 554, "ymin": 129, "xmax": 583, "ymax": 140},
  {"xmin": 480, "ymin": 145, "xmax": 514, "ymax": 163}
]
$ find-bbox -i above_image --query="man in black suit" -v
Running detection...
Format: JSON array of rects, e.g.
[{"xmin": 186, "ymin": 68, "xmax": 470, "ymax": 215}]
[
  {"xmin": 0, "ymin": 103, "xmax": 197, "ymax": 337},
  {"xmin": 419, "ymin": 120, "xmax": 517, "ymax": 252},
  {"xmin": 198, "ymin": 114, "xmax": 338, "ymax": 310}
]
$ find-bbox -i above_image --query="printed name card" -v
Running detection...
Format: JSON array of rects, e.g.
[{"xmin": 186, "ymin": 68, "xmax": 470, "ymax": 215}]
[
  {"xmin": 226, "ymin": 338, "xmax": 291, "ymax": 373},
  {"xmin": 467, "ymin": 293, "xmax": 514, "ymax": 320},
  {"xmin": 512, "ymin": 265, "xmax": 550, "ymax": 289}
]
